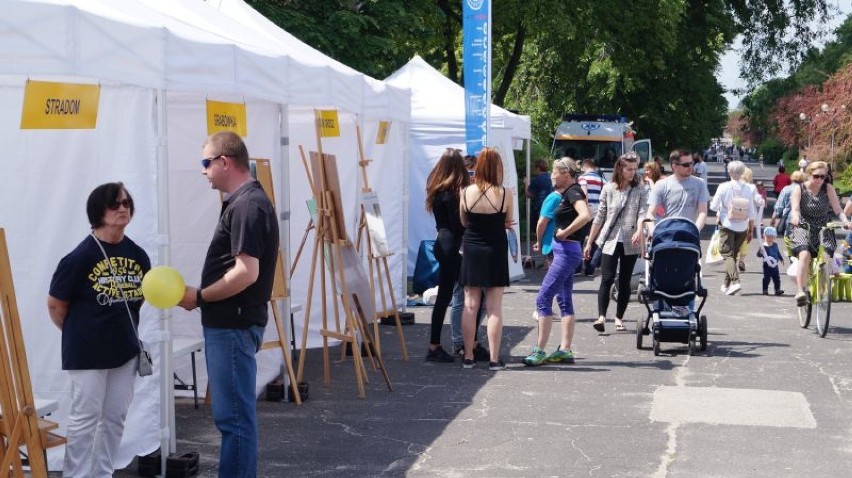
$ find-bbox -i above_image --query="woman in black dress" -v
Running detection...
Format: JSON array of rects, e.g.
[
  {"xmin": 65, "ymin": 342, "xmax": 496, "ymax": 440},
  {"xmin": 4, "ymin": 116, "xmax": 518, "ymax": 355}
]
[
  {"xmin": 459, "ymin": 147, "xmax": 513, "ymax": 370},
  {"xmin": 788, "ymin": 161, "xmax": 849, "ymax": 305},
  {"xmin": 424, "ymin": 148, "xmax": 468, "ymax": 362}
]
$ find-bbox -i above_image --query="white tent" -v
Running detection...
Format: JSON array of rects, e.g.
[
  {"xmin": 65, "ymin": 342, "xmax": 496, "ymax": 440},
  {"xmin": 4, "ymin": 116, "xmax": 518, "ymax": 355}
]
[
  {"xmin": 184, "ymin": 0, "xmax": 410, "ymax": 341},
  {"xmin": 0, "ymin": 0, "xmax": 409, "ymax": 472},
  {"xmin": 386, "ymin": 55, "xmax": 531, "ymax": 281}
]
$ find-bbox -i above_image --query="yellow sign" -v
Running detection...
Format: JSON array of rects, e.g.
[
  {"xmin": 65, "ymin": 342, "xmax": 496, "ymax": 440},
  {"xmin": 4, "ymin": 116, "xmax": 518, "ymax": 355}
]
[
  {"xmin": 206, "ymin": 100, "xmax": 247, "ymax": 137},
  {"xmin": 318, "ymin": 110, "xmax": 340, "ymax": 137},
  {"xmin": 376, "ymin": 121, "xmax": 391, "ymax": 144},
  {"xmin": 20, "ymin": 80, "xmax": 100, "ymax": 129}
]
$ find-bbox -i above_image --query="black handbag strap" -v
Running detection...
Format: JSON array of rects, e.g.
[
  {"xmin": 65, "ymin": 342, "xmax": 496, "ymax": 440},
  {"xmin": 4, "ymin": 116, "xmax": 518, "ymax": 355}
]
[{"xmin": 600, "ymin": 186, "xmax": 634, "ymax": 243}]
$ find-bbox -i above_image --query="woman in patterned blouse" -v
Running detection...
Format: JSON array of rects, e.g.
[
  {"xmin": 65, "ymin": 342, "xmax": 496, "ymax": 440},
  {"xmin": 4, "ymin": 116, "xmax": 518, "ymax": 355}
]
[{"xmin": 584, "ymin": 152, "xmax": 649, "ymax": 332}]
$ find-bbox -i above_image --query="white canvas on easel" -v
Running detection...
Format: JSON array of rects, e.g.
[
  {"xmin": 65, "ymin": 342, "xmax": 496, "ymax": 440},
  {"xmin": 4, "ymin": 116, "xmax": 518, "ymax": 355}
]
[
  {"xmin": 361, "ymin": 191, "xmax": 390, "ymax": 258},
  {"xmin": 291, "ymin": 111, "xmax": 392, "ymax": 397},
  {"xmin": 353, "ymin": 123, "xmax": 409, "ymax": 361}
]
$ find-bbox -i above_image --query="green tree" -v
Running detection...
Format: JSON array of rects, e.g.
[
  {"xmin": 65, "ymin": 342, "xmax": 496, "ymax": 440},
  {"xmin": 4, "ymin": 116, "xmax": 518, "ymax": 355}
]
[{"xmin": 247, "ymin": 0, "xmax": 836, "ymax": 152}]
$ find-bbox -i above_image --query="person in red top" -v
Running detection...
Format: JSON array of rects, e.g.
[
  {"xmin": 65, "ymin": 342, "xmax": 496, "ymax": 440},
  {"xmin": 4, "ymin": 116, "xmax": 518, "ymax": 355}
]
[{"xmin": 773, "ymin": 165, "xmax": 791, "ymax": 196}]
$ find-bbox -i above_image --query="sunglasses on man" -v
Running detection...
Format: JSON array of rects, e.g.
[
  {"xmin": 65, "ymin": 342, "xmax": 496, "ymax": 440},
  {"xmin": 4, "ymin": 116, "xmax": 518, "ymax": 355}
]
[{"xmin": 201, "ymin": 155, "xmax": 226, "ymax": 169}]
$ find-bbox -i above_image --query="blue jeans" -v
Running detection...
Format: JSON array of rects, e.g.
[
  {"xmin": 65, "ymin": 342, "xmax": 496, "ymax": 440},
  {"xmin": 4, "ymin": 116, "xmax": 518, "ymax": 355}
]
[
  {"xmin": 450, "ymin": 282, "xmax": 485, "ymax": 347},
  {"xmin": 537, "ymin": 240, "xmax": 582, "ymax": 316},
  {"xmin": 204, "ymin": 325, "xmax": 264, "ymax": 478}
]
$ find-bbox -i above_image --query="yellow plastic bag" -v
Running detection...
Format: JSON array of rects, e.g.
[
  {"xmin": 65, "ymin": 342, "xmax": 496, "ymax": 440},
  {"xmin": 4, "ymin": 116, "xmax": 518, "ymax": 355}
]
[
  {"xmin": 705, "ymin": 229, "xmax": 723, "ymax": 264},
  {"xmin": 739, "ymin": 237, "xmax": 750, "ymax": 257}
]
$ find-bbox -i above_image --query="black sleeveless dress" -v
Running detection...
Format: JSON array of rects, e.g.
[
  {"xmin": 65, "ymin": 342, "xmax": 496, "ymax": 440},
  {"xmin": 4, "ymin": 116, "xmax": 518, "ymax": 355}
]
[
  {"xmin": 459, "ymin": 186, "xmax": 510, "ymax": 287},
  {"xmin": 788, "ymin": 182, "xmax": 836, "ymax": 255}
]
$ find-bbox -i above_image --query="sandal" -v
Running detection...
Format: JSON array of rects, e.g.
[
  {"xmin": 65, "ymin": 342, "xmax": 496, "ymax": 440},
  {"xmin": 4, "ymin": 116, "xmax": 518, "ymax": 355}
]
[{"xmin": 592, "ymin": 318, "xmax": 605, "ymax": 333}]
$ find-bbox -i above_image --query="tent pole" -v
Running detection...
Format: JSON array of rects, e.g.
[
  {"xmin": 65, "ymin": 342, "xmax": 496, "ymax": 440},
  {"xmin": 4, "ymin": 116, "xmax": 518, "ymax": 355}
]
[
  {"xmin": 525, "ymin": 139, "xmax": 531, "ymax": 262},
  {"xmin": 155, "ymin": 89, "xmax": 174, "ymax": 476},
  {"xmin": 401, "ymin": 119, "xmax": 410, "ymax": 309},
  {"xmin": 276, "ymin": 103, "xmax": 293, "ymax": 396}
]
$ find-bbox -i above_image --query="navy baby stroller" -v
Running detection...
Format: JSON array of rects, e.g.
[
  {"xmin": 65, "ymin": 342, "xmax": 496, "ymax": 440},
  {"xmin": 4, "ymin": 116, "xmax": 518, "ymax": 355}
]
[{"xmin": 636, "ymin": 217, "xmax": 708, "ymax": 355}]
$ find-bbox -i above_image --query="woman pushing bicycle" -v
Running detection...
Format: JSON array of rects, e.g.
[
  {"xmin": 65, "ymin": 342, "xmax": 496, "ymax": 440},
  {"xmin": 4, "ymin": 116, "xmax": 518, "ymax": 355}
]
[{"xmin": 788, "ymin": 161, "xmax": 850, "ymax": 307}]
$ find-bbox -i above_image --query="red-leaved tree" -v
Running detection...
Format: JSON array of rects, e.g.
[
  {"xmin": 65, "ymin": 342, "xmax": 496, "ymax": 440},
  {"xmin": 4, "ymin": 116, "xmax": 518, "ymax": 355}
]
[{"xmin": 770, "ymin": 63, "xmax": 852, "ymax": 166}]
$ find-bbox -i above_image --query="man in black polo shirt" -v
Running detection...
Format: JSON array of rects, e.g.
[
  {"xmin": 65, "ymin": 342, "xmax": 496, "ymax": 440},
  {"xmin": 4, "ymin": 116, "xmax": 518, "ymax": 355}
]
[{"xmin": 180, "ymin": 131, "xmax": 278, "ymax": 478}]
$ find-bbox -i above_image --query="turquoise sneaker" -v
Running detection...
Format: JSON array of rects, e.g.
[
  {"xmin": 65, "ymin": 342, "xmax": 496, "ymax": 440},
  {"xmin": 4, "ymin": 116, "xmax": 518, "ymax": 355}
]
[
  {"xmin": 523, "ymin": 346, "xmax": 547, "ymax": 366},
  {"xmin": 547, "ymin": 347, "xmax": 575, "ymax": 364}
]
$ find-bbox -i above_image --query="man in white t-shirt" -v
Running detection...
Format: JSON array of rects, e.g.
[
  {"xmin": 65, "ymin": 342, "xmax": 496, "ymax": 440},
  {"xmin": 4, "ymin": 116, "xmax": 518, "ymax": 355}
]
[
  {"xmin": 647, "ymin": 149, "xmax": 710, "ymax": 311},
  {"xmin": 648, "ymin": 149, "xmax": 710, "ymax": 229}
]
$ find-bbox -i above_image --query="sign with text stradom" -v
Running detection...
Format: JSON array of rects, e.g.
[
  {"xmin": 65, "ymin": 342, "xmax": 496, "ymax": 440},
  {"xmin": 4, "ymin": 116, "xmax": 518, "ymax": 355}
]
[
  {"xmin": 376, "ymin": 121, "xmax": 391, "ymax": 144},
  {"xmin": 318, "ymin": 110, "xmax": 341, "ymax": 137},
  {"xmin": 21, "ymin": 80, "xmax": 100, "ymax": 129},
  {"xmin": 462, "ymin": 0, "xmax": 491, "ymax": 156},
  {"xmin": 206, "ymin": 100, "xmax": 247, "ymax": 136}
]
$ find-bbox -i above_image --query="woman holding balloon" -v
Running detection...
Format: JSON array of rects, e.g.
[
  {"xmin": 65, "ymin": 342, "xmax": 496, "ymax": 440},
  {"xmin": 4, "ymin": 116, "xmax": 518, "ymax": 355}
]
[{"xmin": 47, "ymin": 182, "xmax": 151, "ymax": 478}]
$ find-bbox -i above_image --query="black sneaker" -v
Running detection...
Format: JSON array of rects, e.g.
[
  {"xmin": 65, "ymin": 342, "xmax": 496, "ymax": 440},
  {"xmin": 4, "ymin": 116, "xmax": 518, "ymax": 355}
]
[
  {"xmin": 488, "ymin": 360, "xmax": 506, "ymax": 371},
  {"xmin": 425, "ymin": 346, "xmax": 454, "ymax": 363},
  {"xmin": 452, "ymin": 344, "xmax": 464, "ymax": 357},
  {"xmin": 472, "ymin": 343, "xmax": 491, "ymax": 361},
  {"xmin": 462, "ymin": 358, "xmax": 475, "ymax": 369},
  {"xmin": 775, "ymin": 290, "xmax": 785, "ymax": 296}
]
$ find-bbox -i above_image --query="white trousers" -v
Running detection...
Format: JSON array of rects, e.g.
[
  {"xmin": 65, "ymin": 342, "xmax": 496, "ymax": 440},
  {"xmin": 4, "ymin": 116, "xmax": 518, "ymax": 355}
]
[{"xmin": 63, "ymin": 357, "xmax": 136, "ymax": 478}]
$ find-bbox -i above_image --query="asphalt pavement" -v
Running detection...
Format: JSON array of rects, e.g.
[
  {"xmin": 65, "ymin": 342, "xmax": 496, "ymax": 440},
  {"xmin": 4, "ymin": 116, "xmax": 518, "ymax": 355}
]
[{"xmin": 114, "ymin": 160, "xmax": 852, "ymax": 477}]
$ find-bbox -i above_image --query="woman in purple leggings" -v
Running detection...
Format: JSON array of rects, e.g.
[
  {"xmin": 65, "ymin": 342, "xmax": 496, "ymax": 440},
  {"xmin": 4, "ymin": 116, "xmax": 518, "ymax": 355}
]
[{"xmin": 523, "ymin": 157, "xmax": 591, "ymax": 366}]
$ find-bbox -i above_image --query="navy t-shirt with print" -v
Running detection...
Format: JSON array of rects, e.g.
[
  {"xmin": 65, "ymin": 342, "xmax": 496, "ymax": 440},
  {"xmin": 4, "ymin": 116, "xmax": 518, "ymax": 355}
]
[{"xmin": 49, "ymin": 235, "xmax": 151, "ymax": 370}]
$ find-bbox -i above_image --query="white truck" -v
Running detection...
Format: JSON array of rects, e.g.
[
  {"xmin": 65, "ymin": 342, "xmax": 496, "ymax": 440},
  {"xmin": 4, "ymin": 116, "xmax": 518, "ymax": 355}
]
[{"xmin": 550, "ymin": 114, "xmax": 652, "ymax": 173}]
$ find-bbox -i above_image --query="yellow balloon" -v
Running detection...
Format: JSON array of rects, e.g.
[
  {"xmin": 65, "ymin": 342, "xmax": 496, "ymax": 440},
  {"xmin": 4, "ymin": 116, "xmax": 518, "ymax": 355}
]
[{"xmin": 141, "ymin": 266, "xmax": 186, "ymax": 309}]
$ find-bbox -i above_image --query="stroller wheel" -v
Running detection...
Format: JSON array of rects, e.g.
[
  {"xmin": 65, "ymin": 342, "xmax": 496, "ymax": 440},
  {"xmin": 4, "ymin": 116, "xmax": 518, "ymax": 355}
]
[
  {"xmin": 653, "ymin": 337, "xmax": 660, "ymax": 356},
  {"xmin": 636, "ymin": 318, "xmax": 644, "ymax": 349},
  {"xmin": 688, "ymin": 336, "xmax": 697, "ymax": 356},
  {"xmin": 637, "ymin": 283, "xmax": 646, "ymax": 305},
  {"xmin": 699, "ymin": 315, "xmax": 708, "ymax": 351},
  {"xmin": 610, "ymin": 283, "xmax": 618, "ymax": 302}
]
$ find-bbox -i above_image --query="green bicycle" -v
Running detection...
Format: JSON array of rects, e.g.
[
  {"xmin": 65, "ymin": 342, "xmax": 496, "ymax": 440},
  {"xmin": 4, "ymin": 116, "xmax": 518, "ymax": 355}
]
[{"xmin": 793, "ymin": 222, "xmax": 845, "ymax": 337}]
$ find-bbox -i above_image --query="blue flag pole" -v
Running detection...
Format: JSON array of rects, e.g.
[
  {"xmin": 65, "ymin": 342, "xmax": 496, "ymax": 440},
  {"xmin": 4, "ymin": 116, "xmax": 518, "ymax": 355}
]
[{"xmin": 462, "ymin": 0, "xmax": 491, "ymax": 157}]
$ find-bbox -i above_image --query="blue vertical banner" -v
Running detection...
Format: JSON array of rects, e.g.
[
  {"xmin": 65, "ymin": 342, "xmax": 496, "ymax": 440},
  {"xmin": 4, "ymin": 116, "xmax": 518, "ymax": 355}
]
[{"xmin": 463, "ymin": 0, "xmax": 491, "ymax": 156}]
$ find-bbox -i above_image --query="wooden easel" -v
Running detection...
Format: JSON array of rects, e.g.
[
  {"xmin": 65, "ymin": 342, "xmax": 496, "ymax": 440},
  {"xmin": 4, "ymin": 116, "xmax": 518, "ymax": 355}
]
[
  {"xmin": 293, "ymin": 111, "xmax": 392, "ymax": 398},
  {"xmin": 353, "ymin": 124, "xmax": 408, "ymax": 361},
  {"xmin": 0, "ymin": 228, "xmax": 65, "ymax": 476},
  {"xmin": 250, "ymin": 159, "xmax": 303, "ymax": 406}
]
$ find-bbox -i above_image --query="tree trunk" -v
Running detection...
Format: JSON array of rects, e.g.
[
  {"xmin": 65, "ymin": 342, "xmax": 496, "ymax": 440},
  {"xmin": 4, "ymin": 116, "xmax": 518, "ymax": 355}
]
[
  {"xmin": 436, "ymin": 0, "xmax": 460, "ymax": 83},
  {"xmin": 493, "ymin": 23, "xmax": 526, "ymax": 107}
]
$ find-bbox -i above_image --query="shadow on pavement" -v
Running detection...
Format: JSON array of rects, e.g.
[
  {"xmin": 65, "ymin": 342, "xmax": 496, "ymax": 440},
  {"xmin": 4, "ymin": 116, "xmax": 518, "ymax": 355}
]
[
  {"xmin": 116, "ymin": 322, "xmax": 536, "ymax": 477},
  {"xmin": 707, "ymin": 340, "xmax": 790, "ymax": 358}
]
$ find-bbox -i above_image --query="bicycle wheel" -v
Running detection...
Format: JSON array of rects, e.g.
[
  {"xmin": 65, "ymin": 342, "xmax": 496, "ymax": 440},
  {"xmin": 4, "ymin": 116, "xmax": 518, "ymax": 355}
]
[
  {"xmin": 798, "ymin": 258, "xmax": 818, "ymax": 328},
  {"xmin": 814, "ymin": 264, "xmax": 832, "ymax": 337}
]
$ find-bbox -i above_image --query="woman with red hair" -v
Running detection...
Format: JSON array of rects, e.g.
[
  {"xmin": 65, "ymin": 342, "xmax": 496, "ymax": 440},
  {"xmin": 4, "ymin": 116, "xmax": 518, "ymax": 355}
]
[{"xmin": 458, "ymin": 147, "xmax": 513, "ymax": 370}]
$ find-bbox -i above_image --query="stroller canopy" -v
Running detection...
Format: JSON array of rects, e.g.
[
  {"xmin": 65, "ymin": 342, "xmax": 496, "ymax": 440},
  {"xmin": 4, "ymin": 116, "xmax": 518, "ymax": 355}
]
[{"xmin": 652, "ymin": 218, "xmax": 701, "ymax": 255}]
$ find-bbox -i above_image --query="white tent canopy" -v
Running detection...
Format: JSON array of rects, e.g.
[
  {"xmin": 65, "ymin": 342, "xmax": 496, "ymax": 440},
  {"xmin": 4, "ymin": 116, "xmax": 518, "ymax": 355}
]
[
  {"xmin": 0, "ymin": 0, "xmax": 408, "ymax": 121},
  {"xmin": 0, "ymin": 0, "xmax": 409, "ymax": 472},
  {"xmin": 386, "ymin": 55, "xmax": 531, "ymax": 280}
]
